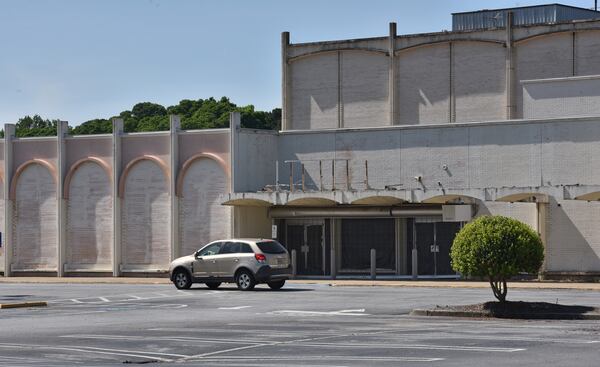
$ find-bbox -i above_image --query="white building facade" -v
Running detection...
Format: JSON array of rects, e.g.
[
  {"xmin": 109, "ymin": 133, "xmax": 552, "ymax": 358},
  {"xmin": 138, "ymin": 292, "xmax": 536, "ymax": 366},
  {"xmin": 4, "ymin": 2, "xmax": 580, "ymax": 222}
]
[{"xmin": 2, "ymin": 4, "xmax": 600, "ymax": 278}]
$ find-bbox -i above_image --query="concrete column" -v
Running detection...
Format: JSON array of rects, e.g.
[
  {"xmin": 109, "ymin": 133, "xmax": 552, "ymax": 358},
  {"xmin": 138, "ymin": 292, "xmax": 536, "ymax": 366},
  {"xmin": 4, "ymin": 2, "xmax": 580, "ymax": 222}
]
[
  {"xmin": 169, "ymin": 115, "xmax": 180, "ymax": 261},
  {"xmin": 537, "ymin": 202, "xmax": 548, "ymax": 277},
  {"xmin": 337, "ymin": 51, "xmax": 343, "ymax": 128},
  {"xmin": 370, "ymin": 248, "xmax": 376, "ymax": 280},
  {"xmin": 330, "ymin": 218, "xmax": 337, "ymax": 279},
  {"xmin": 505, "ymin": 11, "xmax": 514, "ymax": 119},
  {"xmin": 3, "ymin": 124, "xmax": 15, "ymax": 277},
  {"xmin": 449, "ymin": 42, "xmax": 456, "ymax": 123},
  {"xmin": 281, "ymin": 32, "xmax": 290, "ymax": 131},
  {"xmin": 388, "ymin": 22, "xmax": 397, "ymax": 125},
  {"xmin": 229, "ymin": 112, "xmax": 241, "ymax": 237},
  {"xmin": 57, "ymin": 121, "xmax": 68, "ymax": 277},
  {"xmin": 112, "ymin": 118, "xmax": 123, "ymax": 277}
]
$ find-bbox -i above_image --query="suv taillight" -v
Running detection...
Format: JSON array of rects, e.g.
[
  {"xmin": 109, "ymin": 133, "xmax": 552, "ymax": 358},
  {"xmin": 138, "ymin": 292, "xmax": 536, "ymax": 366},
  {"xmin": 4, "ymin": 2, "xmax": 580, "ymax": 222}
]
[{"xmin": 255, "ymin": 253, "xmax": 266, "ymax": 263}]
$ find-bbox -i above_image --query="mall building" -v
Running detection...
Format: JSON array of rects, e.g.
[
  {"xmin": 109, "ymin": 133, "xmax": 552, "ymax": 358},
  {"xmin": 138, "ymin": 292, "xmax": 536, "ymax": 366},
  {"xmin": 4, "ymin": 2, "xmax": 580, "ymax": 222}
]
[{"xmin": 3, "ymin": 4, "xmax": 600, "ymax": 278}]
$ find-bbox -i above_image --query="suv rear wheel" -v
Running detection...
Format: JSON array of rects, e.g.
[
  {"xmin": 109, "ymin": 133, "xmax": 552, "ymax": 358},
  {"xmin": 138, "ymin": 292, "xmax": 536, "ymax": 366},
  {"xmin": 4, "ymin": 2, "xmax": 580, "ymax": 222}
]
[
  {"xmin": 267, "ymin": 280, "xmax": 285, "ymax": 290},
  {"xmin": 236, "ymin": 269, "xmax": 255, "ymax": 291},
  {"xmin": 173, "ymin": 269, "xmax": 192, "ymax": 289}
]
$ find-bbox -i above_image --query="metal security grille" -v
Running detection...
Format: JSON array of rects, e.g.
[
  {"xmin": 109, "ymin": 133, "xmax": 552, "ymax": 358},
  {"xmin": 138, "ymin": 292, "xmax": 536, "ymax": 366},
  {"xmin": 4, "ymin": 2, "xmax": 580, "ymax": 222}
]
[{"xmin": 340, "ymin": 218, "xmax": 395, "ymax": 271}]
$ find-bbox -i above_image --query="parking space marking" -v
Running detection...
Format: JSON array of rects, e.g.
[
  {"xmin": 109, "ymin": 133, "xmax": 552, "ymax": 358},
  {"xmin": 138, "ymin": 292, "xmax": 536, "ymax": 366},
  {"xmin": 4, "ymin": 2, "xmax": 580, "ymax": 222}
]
[
  {"xmin": 48, "ymin": 290, "xmax": 196, "ymax": 305},
  {"xmin": 394, "ymin": 333, "xmax": 600, "ymax": 344},
  {"xmin": 268, "ymin": 309, "xmax": 370, "ymax": 316},
  {"xmin": 194, "ymin": 356, "xmax": 445, "ymax": 363},
  {"xmin": 219, "ymin": 305, "xmax": 252, "ymax": 310},
  {"xmin": 0, "ymin": 342, "xmax": 187, "ymax": 363},
  {"xmin": 60, "ymin": 334, "xmax": 280, "ymax": 345},
  {"xmin": 294, "ymin": 342, "xmax": 525, "ymax": 353}
]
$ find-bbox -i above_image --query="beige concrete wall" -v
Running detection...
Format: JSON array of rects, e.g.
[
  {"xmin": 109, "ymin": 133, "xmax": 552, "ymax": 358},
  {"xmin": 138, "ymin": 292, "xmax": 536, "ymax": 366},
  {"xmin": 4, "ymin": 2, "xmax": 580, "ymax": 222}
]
[
  {"xmin": 515, "ymin": 33, "xmax": 573, "ymax": 118},
  {"xmin": 397, "ymin": 44, "xmax": 450, "ymax": 124},
  {"xmin": 454, "ymin": 42, "xmax": 506, "ymax": 122},
  {"xmin": 545, "ymin": 199, "xmax": 600, "ymax": 272},
  {"xmin": 122, "ymin": 159, "xmax": 170, "ymax": 270},
  {"xmin": 234, "ymin": 206, "xmax": 271, "ymax": 239},
  {"xmin": 13, "ymin": 163, "xmax": 57, "ymax": 271},
  {"xmin": 179, "ymin": 157, "xmax": 230, "ymax": 256},
  {"xmin": 290, "ymin": 52, "xmax": 339, "ymax": 130},
  {"xmin": 341, "ymin": 51, "xmax": 389, "ymax": 128},
  {"xmin": 66, "ymin": 161, "xmax": 112, "ymax": 270},
  {"xmin": 477, "ymin": 201, "xmax": 538, "ymax": 231},
  {"xmin": 575, "ymin": 30, "xmax": 600, "ymax": 76},
  {"xmin": 0, "ymin": 127, "xmax": 232, "ymax": 275},
  {"xmin": 287, "ymin": 23, "xmax": 600, "ymax": 129},
  {"xmin": 523, "ymin": 76, "xmax": 600, "ymax": 119}
]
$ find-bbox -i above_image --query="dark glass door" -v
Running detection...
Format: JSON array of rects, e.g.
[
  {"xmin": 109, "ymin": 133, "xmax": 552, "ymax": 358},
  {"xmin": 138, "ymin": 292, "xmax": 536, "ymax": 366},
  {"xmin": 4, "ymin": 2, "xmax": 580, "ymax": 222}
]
[
  {"xmin": 286, "ymin": 223, "xmax": 324, "ymax": 275},
  {"xmin": 306, "ymin": 225, "xmax": 324, "ymax": 275},
  {"xmin": 435, "ymin": 222, "xmax": 461, "ymax": 275},
  {"xmin": 415, "ymin": 222, "xmax": 461, "ymax": 276},
  {"xmin": 415, "ymin": 223, "xmax": 435, "ymax": 275}
]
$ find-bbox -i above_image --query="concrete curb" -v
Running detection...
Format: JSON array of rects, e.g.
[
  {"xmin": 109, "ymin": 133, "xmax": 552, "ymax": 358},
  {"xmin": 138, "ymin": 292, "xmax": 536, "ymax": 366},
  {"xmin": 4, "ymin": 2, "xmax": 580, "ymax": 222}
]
[
  {"xmin": 410, "ymin": 308, "xmax": 600, "ymax": 320},
  {"xmin": 289, "ymin": 280, "xmax": 600, "ymax": 291},
  {"xmin": 0, "ymin": 301, "xmax": 47, "ymax": 309}
]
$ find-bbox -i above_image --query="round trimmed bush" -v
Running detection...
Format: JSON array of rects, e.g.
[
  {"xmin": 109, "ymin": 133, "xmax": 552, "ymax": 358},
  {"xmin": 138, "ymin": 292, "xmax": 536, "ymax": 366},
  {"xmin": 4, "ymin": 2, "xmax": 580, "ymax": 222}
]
[{"xmin": 451, "ymin": 215, "xmax": 544, "ymax": 302}]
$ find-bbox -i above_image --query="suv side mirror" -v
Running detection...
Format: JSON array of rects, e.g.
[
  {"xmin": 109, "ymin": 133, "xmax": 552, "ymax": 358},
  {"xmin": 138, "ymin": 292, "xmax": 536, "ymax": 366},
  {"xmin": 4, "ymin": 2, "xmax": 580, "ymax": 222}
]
[{"xmin": 194, "ymin": 251, "xmax": 202, "ymax": 259}]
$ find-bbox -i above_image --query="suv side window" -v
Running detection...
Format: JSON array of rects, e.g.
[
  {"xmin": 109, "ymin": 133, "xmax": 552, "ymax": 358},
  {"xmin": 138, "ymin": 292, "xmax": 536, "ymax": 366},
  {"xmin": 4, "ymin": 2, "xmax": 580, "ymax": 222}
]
[
  {"xmin": 198, "ymin": 242, "xmax": 223, "ymax": 256},
  {"xmin": 219, "ymin": 242, "xmax": 239, "ymax": 254},
  {"xmin": 238, "ymin": 243, "xmax": 254, "ymax": 253}
]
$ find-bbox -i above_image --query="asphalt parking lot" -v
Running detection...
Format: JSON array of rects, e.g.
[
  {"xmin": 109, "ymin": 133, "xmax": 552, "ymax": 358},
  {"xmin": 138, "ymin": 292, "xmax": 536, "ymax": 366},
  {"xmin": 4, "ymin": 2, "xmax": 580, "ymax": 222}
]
[{"xmin": 0, "ymin": 282, "xmax": 598, "ymax": 366}]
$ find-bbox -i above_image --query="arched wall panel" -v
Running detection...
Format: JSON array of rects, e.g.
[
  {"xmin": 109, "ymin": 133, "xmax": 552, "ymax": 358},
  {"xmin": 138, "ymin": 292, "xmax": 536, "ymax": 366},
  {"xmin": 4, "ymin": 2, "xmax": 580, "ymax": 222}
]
[
  {"xmin": 341, "ymin": 51, "xmax": 389, "ymax": 128},
  {"xmin": 290, "ymin": 52, "xmax": 339, "ymax": 130},
  {"xmin": 122, "ymin": 160, "xmax": 170, "ymax": 268},
  {"xmin": 13, "ymin": 164, "xmax": 57, "ymax": 270},
  {"xmin": 66, "ymin": 161, "xmax": 112, "ymax": 269},
  {"xmin": 575, "ymin": 30, "xmax": 600, "ymax": 76},
  {"xmin": 397, "ymin": 43, "xmax": 450, "ymax": 124},
  {"xmin": 179, "ymin": 158, "xmax": 230, "ymax": 256},
  {"xmin": 454, "ymin": 42, "xmax": 506, "ymax": 122}
]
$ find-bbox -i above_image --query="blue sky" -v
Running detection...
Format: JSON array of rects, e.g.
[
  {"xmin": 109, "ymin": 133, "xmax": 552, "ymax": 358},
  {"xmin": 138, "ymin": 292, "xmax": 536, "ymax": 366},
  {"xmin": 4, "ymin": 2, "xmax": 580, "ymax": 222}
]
[{"xmin": 0, "ymin": 0, "xmax": 596, "ymax": 125}]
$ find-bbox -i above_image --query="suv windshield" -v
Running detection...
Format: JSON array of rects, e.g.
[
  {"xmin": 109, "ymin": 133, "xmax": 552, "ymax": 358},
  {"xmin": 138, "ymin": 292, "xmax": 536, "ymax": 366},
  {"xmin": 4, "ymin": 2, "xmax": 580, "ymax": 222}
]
[{"xmin": 257, "ymin": 241, "xmax": 287, "ymax": 254}]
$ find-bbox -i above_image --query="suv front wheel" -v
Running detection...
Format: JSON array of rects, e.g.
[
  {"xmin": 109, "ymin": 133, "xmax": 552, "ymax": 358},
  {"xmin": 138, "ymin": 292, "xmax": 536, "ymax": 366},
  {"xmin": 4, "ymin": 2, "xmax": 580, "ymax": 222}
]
[
  {"xmin": 173, "ymin": 269, "xmax": 192, "ymax": 289},
  {"xmin": 236, "ymin": 269, "xmax": 255, "ymax": 291}
]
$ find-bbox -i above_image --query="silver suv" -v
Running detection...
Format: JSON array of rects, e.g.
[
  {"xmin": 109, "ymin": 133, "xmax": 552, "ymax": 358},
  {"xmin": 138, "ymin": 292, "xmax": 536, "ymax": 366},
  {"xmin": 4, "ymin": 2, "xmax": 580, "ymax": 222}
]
[{"xmin": 169, "ymin": 239, "xmax": 292, "ymax": 291}]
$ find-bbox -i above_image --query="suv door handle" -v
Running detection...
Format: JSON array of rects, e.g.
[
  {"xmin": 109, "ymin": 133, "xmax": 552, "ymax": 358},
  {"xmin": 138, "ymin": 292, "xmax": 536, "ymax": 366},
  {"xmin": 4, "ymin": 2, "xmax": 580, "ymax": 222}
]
[{"xmin": 234, "ymin": 259, "xmax": 239, "ymax": 262}]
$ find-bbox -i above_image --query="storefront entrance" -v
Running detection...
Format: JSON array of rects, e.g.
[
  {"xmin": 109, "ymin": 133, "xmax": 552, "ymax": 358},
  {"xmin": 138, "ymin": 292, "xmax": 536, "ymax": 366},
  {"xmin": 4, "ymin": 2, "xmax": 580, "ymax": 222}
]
[
  {"xmin": 285, "ymin": 220, "xmax": 326, "ymax": 275},
  {"xmin": 411, "ymin": 221, "xmax": 462, "ymax": 276}
]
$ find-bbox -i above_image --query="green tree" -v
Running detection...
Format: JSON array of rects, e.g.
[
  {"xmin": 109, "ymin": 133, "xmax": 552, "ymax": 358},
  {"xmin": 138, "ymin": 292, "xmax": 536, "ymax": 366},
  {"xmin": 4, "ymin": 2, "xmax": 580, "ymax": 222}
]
[
  {"xmin": 450, "ymin": 216, "xmax": 544, "ymax": 302},
  {"xmin": 14, "ymin": 97, "xmax": 282, "ymax": 136},
  {"xmin": 71, "ymin": 119, "xmax": 112, "ymax": 135},
  {"xmin": 15, "ymin": 115, "xmax": 59, "ymax": 137}
]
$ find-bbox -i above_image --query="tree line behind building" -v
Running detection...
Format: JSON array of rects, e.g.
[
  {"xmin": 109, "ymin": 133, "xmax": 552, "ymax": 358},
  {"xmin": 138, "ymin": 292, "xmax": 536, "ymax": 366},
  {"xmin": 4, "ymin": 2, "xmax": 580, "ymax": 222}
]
[{"xmin": 4, "ymin": 97, "xmax": 281, "ymax": 137}]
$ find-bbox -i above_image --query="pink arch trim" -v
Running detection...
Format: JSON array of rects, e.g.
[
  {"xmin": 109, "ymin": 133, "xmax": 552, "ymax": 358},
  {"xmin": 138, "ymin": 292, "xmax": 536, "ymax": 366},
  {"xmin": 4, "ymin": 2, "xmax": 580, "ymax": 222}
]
[
  {"xmin": 10, "ymin": 159, "xmax": 58, "ymax": 201},
  {"xmin": 118, "ymin": 155, "xmax": 170, "ymax": 198},
  {"xmin": 176, "ymin": 153, "xmax": 230, "ymax": 198},
  {"xmin": 63, "ymin": 157, "xmax": 112, "ymax": 199}
]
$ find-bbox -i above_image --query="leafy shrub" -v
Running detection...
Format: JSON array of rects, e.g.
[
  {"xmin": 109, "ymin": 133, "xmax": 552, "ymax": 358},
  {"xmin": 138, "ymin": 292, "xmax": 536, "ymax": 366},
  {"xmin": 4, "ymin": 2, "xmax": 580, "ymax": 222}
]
[{"xmin": 451, "ymin": 215, "xmax": 544, "ymax": 302}]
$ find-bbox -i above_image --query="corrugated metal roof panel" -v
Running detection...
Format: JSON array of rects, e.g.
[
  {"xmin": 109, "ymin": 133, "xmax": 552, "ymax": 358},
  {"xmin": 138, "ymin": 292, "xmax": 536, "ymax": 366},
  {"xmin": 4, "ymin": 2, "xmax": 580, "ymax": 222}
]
[{"xmin": 452, "ymin": 4, "xmax": 600, "ymax": 31}]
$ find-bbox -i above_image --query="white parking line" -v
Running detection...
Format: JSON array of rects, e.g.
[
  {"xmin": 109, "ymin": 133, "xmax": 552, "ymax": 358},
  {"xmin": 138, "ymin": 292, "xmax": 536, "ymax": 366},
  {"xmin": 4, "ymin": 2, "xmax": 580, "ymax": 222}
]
[
  {"xmin": 0, "ymin": 343, "xmax": 186, "ymax": 362},
  {"xmin": 194, "ymin": 356, "xmax": 445, "ymax": 362},
  {"xmin": 219, "ymin": 306, "xmax": 252, "ymax": 310},
  {"xmin": 269, "ymin": 309, "xmax": 370, "ymax": 316},
  {"xmin": 295, "ymin": 342, "xmax": 525, "ymax": 353}
]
